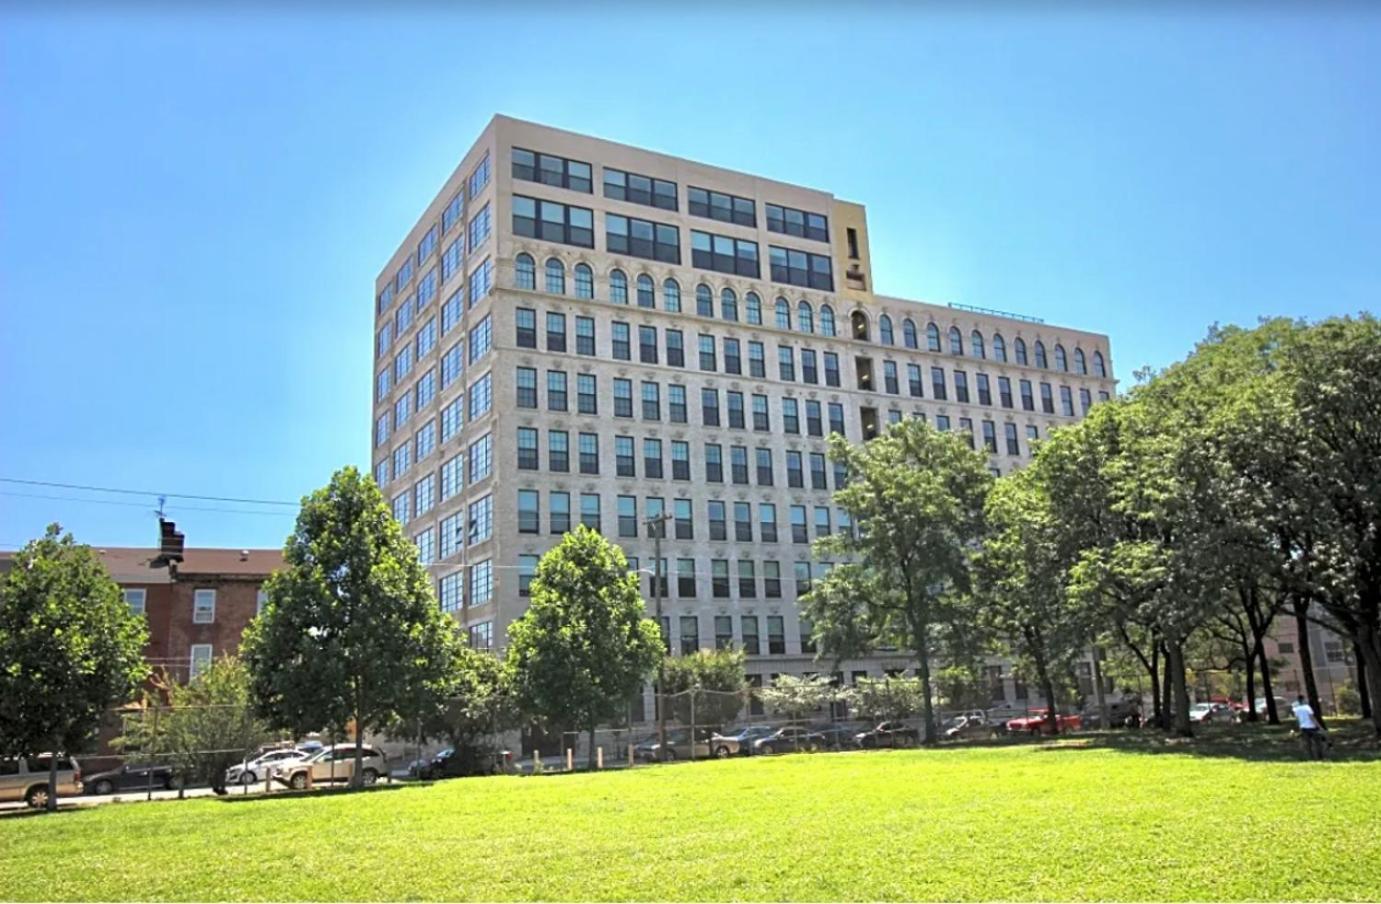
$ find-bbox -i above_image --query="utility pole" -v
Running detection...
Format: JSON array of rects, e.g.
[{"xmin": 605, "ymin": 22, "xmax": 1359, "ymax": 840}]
[{"xmin": 646, "ymin": 510, "xmax": 673, "ymax": 761}]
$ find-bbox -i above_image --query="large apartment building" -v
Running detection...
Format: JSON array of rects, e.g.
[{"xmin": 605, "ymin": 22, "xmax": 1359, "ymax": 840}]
[{"xmin": 369, "ymin": 115, "xmax": 1117, "ymax": 713}]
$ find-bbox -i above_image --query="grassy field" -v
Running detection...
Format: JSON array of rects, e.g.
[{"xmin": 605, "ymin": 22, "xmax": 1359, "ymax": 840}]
[{"xmin": 3, "ymin": 733, "xmax": 1380, "ymax": 901}]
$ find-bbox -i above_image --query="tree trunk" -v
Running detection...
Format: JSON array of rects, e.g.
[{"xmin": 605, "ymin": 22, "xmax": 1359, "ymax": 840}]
[
  {"xmin": 1025, "ymin": 626, "xmax": 1058, "ymax": 735},
  {"xmin": 1292, "ymin": 596, "xmax": 1325, "ymax": 728},
  {"xmin": 1257, "ymin": 643, "xmax": 1280, "ymax": 725},
  {"xmin": 587, "ymin": 723, "xmax": 597, "ymax": 770},
  {"xmin": 1148, "ymin": 643, "xmax": 1162, "ymax": 728},
  {"xmin": 46, "ymin": 750, "xmax": 58, "ymax": 813},
  {"xmin": 1166, "ymin": 638, "xmax": 1193, "ymax": 737},
  {"xmin": 1159, "ymin": 640, "xmax": 1174, "ymax": 731},
  {"xmin": 1356, "ymin": 625, "xmax": 1381, "ymax": 739},
  {"xmin": 1242, "ymin": 634, "xmax": 1257, "ymax": 724},
  {"xmin": 915, "ymin": 620, "xmax": 936, "ymax": 745},
  {"xmin": 1356, "ymin": 642, "xmax": 1373, "ymax": 719},
  {"xmin": 1091, "ymin": 647, "xmax": 1109, "ymax": 729}
]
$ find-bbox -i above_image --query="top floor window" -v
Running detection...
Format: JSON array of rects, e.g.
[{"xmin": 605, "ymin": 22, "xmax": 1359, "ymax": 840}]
[
  {"xmin": 949, "ymin": 326, "xmax": 964, "ymax": 356},
  {"xmin": 511, "ymin": 147, "xmax": 592, "ymax": 193},
  {"xmin": 902, "ymin": 318, "xmax": 918, "ymax": 349},
  {"xmin": 1092, "ymin": 350, "xmax": 1107, "ymax": 378},
  {"xmin": 992, "ymin": 333, "xmax": 1007, "ymax": 362},
  {"xmin": 604, "ymin": 167, "xmax": 677, "ymax": 210},
  {"xmin": 512, "ymin": 195, "xmax": 594, "ymax": 249},
  {"xmin": 766, "ymin": 203, "xmax": 828, "ymax": 242},
  {"xmin": 1054, "ymin": 343, "xmax": 1068, "ymax": 372},
  {"xmin": 971, "ymin": 330, "xmax": 985, "ymax": 359},
  {"xmin": 1014, "ymin": 337, "xmax": 1028, "ymax": 365},
  {"xmin": 926, "ymin": 322, "xmax": 941, "ymax": 352},
  {"xmin": 1074, "ymin": 347, "xmax": 1087, "ymax": 375},
  {"xmin": 879, "ymin": 314, "xmax": 894, "ymax": 345},
  {"xmin": 1034, "ymin": 340, "xmax": 1048, "ymax": 369},
  {"xmin": 688, "ymin": 186, "xmax": 755, "ymax": 226}
]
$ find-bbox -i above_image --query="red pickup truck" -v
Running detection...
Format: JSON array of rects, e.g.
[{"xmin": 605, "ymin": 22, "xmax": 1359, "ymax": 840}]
[{"xmin": 1006, "ymin": 710, "xmax": 1083, "ymax": 736}]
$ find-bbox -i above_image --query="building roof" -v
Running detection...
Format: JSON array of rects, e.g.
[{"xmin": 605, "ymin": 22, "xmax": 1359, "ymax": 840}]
[{"xmin": 0, "ymin": 546, "xmax": 283, "ymax": 583}]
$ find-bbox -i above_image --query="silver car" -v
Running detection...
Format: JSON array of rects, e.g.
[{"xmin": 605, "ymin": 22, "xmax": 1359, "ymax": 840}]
[
  {"xmin": 225, "ymin": 748, "xmax": 310, "ymax": 786},
  {"xmin": 275, "ymin": 744, "xmax": 387, "ymax": 789},
  {"xmin": 1, "ymin": 754, "xmax": 82, "ymax": 808}
]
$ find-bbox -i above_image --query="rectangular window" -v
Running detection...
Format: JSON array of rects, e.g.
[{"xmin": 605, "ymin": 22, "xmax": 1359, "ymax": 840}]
[
  {"xmin": 636, "ymin": 325, "xmax": 659, "ymax": 364},
  {"xmin": 469, "ymin": 560, "xmax": 494, "ymax": 607},
  {"xmin": 764, "ymin": 561, "xmax": 782, "ymax": 598},
  {"xmin": 708, "ymin": 500, "xmax": 727, "ymax": 541},
  {"xmin": 701, "ymin": 388, "xmax": 720, "ymax": 426},
  {"xmin": 794, "ymin": 562, "xmax": 812, "ymax": 598},
  {"xmin": 512, "ymin": 147, "xmax": 592, "ymax": 192},
  {"xmin": 468, "ymin": 433, "xmax": 492, "ymax": 482},
  {"xmin": 546, "ymin": 370, "xmax": 567, "ymax": 412},
  {"xmin": 441, "ymin": 343, "xmax": 463, "ymax": 389},
  {"xmin": 439, "ymin": 572, "xmax": 462, "ymax": 613},
  {"xmin": 123, "ymin": 588, "xmax": 146, "ymax": 616},
  {"xmin": 615, "ymin": 435, "xmax": 636, "ymax": 477},
  {"xmin": 809, "ymin": 452, "xmax": 828, "ymax": 490},
  {"xmin": 741, "ymin": 616, "xmax": 760, "ymax": 655},
  {"xmin": 982, "ymin": 420, "xmax": 998, "ymax": 453},
  {"xmin": 467, "ymin": 151, "xmax": 490, "ymax": 197},
  {"xmin": 518, "ymin": 554, "xmax": 538, "ymax": 598},
  {"xmin": 189, "ymin": 644, "xmax": 213, "ymax": 680},
  {"xmin": 517, "ymin": 427, "xmax": 539, "ymax": 470},
  {"xmin": 467, "ymin": 203, "xmax": 491, "ymax": 254},
  {"xmin": 1005, "ymin": 422, "xmax": 1021, "ymax": 456},
  {"xmin": 778, "ymin": 346, "xmax": 795, "ymax": 381},
  {"xmin": 575, "ymin": 316, "xmax": 595, "ymax": 356},
  {"xmin": 643, "ymin": 438, "xmax": 663, "ymax": 479},
  {"xmin": 752, "ymin": 394, "xmax": 770, "ymax": 431},
  {"xmin": 999, "ymin": 376, "xmax": 1014, "ymax": 408},
  {"xmin": 814, "ymin": 505, "xmax": 831, "ymax": 538},
  {"xmin": 699, "ymin": 334, "xmax": 717, "ymax": 371},
  {"xmin": 738, "ymin": 560, "xmax": 757, "ymax": 598},
  {"xmin": 550, "ymin": 491, "xmax": 571, "ymax": 534},
  {"xmin": 733, "ymin": 501, "xmax": 753, "ymax": 542},
  {"xmin": 581, "ymin": 493, "xmax": 601, "ymax": 531},
  {"xmin": 414, "ymin": 421, "xmax": 436, "ymax": 461},
  {"xmin": 441, "ymin": 454, "xmax": 464, "ymax": 501},
  {"xmin": 768, "ymin": 245, "xmax": 834, "ymax": 291},
  {"xmin": 782, "ymin": 398, "xmax": 800, "ymax": 434},
  {"xmin": 1060, "ymin": 385, "xmax": 1075, "ymax": 416},
  {"xmin": 787, "ymin": 451, "xmax": 804, "ymax": 488},
  {"xmin": 467, "ymin": 495, "xmax": 493, "ymax": 545},
  {"xmin": 714, "ymin": 614, "xmax": 734, "ymax": 650},
  {"xmin": 690, "ymin": 229, "xmax": 760, "ymax": 278},
  {"xmin": 824, "ymin": 352, "xmax": 841, "ymax": 387},
  {"xmin": 727, "ymin": 391, "xmax": 745, "ymax": 429},
  {"xmin": 612, "ymin": 321, "xmax": 630, "ymax": 360},
  {"xmin": 667, "ymin": 384, "xmax": 688, "ymax": 423},
  {"xmin": 576, "ymin": 373, "xmax": 597, "ymax": 414},
  {"xmin": 612, "ymin": 378, "xmax": 633, "ymax": 418},
  {"xmin": 518, "ymin": 489, "xmax": 540, "ymax": 534},
  {"xmin": 511, "ymin": 194, "xmax": 594, "ymax": 248},
  {"xmin": 765, "ymin": 203, "xmax": 829, "ymax": 242},
  {"xmin": 790, "ymin": 505, "xmax": 808, "ymax": 544},
  {"xmin": 603, "ymin": 167, "xmax": 678, "ymax": 211},
  {"xmin": 954, "ymin": 370, "xmax": 970, "ymax": 404},
  {"xmin": 671, "ymin": 441, "xmax": 690, "ymax": 480},
  {"xmin": 806, "ymin": 400, "xmax": 824, "ymax": 436},
  {"xmin": 515, "ymin": 307, "xmax": 537, "ymax": 348},
  {"xmin": 748, "ymin": 341, "xmax": 766, "ymax": 378},
  {"xmin": 516, "ymin": 367, "xmax": 537, "ymax": 409},
  {"xmin": 1041, "ymin": 382, "xmax": 1055, "ymax": 414},
  {"xmin": 767, "ymin": 616, "xmax": 786, "ymax": 655},
  {"xmin": 666, "ymin": 329, "xmax": 685, "ymax": 368},
  {"xmin": 468, "ymin": 315, "xmax": 492, "ymax": 364},
  {"xmin": 883, "ymin": 360, "xmax": 899, "ymax": 395},
  {"xmin": 678, "ymin": 615, "xmax": 700, "ymax": 655},
  {"xmin": 932, "ymin": 366, "xmax": 947, "ymax": 400},
  {"xmin": 467, "ymin": 258, "xmax": 494, "ymax": 307},
  {"xmin": 977, "ymin": 373, "xmax": 992, "ymax": 406},
  {"xmin": 573, "ymin": 432, "xmax": 598, "ymax": 475},
  {"xmin": 193, "ymin": 589, "xmax": 216, "ymax": 624},
  {"xmin": 731, "ymin": 446, "xmax": 749, "ymax": 485},
  {"xmin": 416, "ymin": 267, "xmax": 438, "ymax": 308},
  {"xmin": 705, "ymin": 443, "xmax": 723, "ymax": 482},
  {"xmin": 545, "ymin": 312, "xmax": 566, "ymax": 353},
  {"xmin": 711, "ymin": 559, "xmax": 730, "ymax": 599},
  {"xmin": 440, "ymin": 512, "xmax": 462, "ymax": 558},
  {"xmin": 617, "ymin": 495, "xmax": 638, "ymax": 538},
  {"xmin": 801, "ymin": 349, "xmax": 818, "ymax": 384},
  {"xmin": 677, "ymin": 558, "xmax": 696, "ymax": 597},
  {"xmin": 548, "ymin": 429, "xmax": 570, "ymax": 472},
  {"xmin": 673, "ymin": 498, "xmax": 693, "ymax": 540},
  {"xmin": 759, "ymin": 503, "xmax": 778, "ymax": 543},
  {"xmin": 606, "ymin": 213, "xmax": 681, "ymax": 264},
  {"xmin": 1020, "ymin": 379, "xmax": 1035, "ymax": 411},
  {"xmin": 689, "ymin": 186, "xmax": 755, "ymax": 226}
]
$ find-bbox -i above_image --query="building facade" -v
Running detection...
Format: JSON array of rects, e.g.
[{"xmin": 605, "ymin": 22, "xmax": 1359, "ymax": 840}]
[{"xmin": 369, "ymin": 115, "xmax": 1118, "ymax": 714}]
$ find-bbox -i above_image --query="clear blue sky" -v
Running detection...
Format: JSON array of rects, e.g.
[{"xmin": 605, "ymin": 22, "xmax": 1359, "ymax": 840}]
[{"xmin": 2, "ymin": 6, "xmax": 1377, "ymax": 551}]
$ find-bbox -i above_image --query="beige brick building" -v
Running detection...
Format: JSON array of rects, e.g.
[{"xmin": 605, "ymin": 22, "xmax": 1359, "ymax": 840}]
[{"xmin": 369, "ymin": 115, "xmax": 1117, "ymax": 717}]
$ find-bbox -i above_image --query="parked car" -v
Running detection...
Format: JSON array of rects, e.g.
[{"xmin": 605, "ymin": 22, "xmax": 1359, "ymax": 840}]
[
  {"xmin": 753, "ymin": 726, "xmax": 824, "ymax": 755},
  {"xmin": 275, "ymin": 744, "xmax": 388, "ymax": 789},
  {"xmin": 808, "ymin": 723, "xmax": 861, "ymax": 750},
  {"xmin": 944, "ymin": 714, "xmax": 999, "ymax": 740},
  {"xmin": 0, "ymin": 754, "xmax": 82, "ymax": 809},
  {"xmin": 1254, "ymin": 696, "xmax": 1291, "ymax": 718},
  {"xmin": 1081, "ymin": 699, "xmax": 1143, "ymax": 729},
  {"xmin": 637, "ymin": 728, "xmax": 726, "ymax": 760},
  {"xmin": 1006, "ymin": 710, "xmax": 1083, "ymax": 736},
  {"xmin": 855, "ymin": 721, "xmax": 921, "ymax": 749},
  {"xmin": 718, "ymin": 724, "xmax": 776, "ymax": 755},
  {"xmin": 1189, "ymin": 702, "xmax": 1235, "ymax": 724},
  {"xmin": 225, "ymin": 748, "xmax": 311, "ymax": 786},
  {"xmin": 84, "ymin": 762, "xmax": 175, "ymax": 795},
  {"xmin": 419, "ymin": 746, "xmax": 517, "ymax": 779}
]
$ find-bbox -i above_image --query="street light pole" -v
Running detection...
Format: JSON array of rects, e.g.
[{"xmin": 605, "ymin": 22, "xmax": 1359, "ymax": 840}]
[{"xmin": 646, "ymin": 511, "xmax": 673, "ymax": 761}]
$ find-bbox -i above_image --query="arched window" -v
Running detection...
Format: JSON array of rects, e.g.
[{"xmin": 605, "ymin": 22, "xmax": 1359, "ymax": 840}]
[
  {"xmin": 515, "ymin": 253, "xmax": 535, "ymax": 290},
  {"xmin": 819, "ymin": 304, "xmax": 836, "ymax": 337},
  {"xmin": 850, "ymin": 310, "xmax": 870, "ymax": 342},
  {"xmin": 903, "ymin": 318, "xmax": 918, "ymax": 349},
  {"xmin": 1054, "ymin": 343, "xmax": 1067, "ymax": 372},
  {"xmin": 1092, "ymin": 350, "xmax": 1106, "ymax": 378},
  {"xmin": 545, "ymin": 257, "xmax": 565, "ymax": 295},
  {"xmin": 610, "ymin": 269, "xmax": 628, "ymax": 305},
  {"xmin": 949, "ymin": 326, "xmax": 964, "ymax": 356},
  {"xmin": 696, "ymin": 284, "xmax": 714, "ymax": 317},
  {"xmin": 926, "ymin": 323, "xmax": 941, "ymax": 352},
  {"xmin": 992, "ymin": 333, "xmax": 1007, "ymax": 362},
  {"xmin": 1074, "ymin": 348, "xmax": 1087, "ymax": 375},
  {"xmin": 745, "ymin": 292, "xmax": 762, "ymax": 325},
  {"xmin": 636, "ymin": 274, "xmax": 655, "ymax": 309},
  {"xmin": 721, "ymin": 288, "xmax": 739, "ymax": 322},
  {"xmin": 574, "ymin": 263, "xmax": 593, "ymax": 299},
  {"xmin": 879, "ymin": 314, "xmax": 895, "ymax": 345},
  {"xmin": 971, "ymin": 330, "xmax": 985, "ymax": 359},
  {"xmin": 775, "ymin": 297, "xmax": 791, "ymax": 330},
  {"xmin": 663, "ymin": 278, "xmax": 681, "ymax": 313},
  {"xmin": 1034, "ymin": 340, "xmax": 1048, "ymax": 369},
  {"xmin": 1014, "ymin": 338, "xmax": 1028, "ymax": 365},
  {"xmin": 797, "ymin": 300, "xmax": 814, "ymax": 333}
]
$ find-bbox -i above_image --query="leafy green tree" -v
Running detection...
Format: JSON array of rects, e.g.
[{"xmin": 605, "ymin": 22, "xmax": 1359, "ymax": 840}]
[
  {"xmin": 505, "ymin": 525, "xmax": 663, "ymax": 767},
  {"xmin": 0, "ymin": 525, "xmax": 149, "ymax": 810},
  {"xmin": 847, "ymin": 676, "xmax": 923, "ymax": 723},
  {"xmin": 660, "ymin": 648, "xmax": 747, "ymax": 728},
  {"xmin": 241, "ymin": 466, "xmax": 460, "ymax": 787},
  {"xmin": 758, "ymin": 674, "xmax": 838, "ymax": 723},
  {"xmin": 803, "ymin": 419, "xmax": 992, "ymax": 744},
  {"xmin": 977, "ymin": 470, "xmax": 1089, "ymax": 731},
  {"xmin": 414, "ymin": 646, "xmax": 517, "ymax": 772}
]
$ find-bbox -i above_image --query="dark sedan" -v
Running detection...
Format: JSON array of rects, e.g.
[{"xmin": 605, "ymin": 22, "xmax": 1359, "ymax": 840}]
[
  {"xmin": 855, "ymin": 720, "xmax": 921, "ymax": 749},
  {"xmin": 753, "ymin": 726, "xmax": 825, "ymax": 755},
  {"xmin": 84, "ymin": 763, "xmax": 175, "ymax": 795}
]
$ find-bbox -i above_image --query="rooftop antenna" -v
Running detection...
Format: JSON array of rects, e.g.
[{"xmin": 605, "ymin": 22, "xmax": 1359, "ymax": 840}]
[{"xmin": 155, "ymin": 495, "xmax": 166, "ymax": 520}]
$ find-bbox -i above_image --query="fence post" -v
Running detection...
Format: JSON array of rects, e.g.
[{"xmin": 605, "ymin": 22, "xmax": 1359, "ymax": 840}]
[
  {"xmin": 690, "ymin": 690, "xmax": 697, "ymax": 761},
  {"xmin": 565, "ymin": 748, "xmax": 573, "ymax": 772},
  {"xmin": 532, "ymin": 750, "xmax": 540, "ymax": 774},
  {"xmin": 265, "ymin": 768, "xmax": 271, "ymax": 795},
  {"xmin": 596, "ymin": 747, "xmax": 604, "ymax": 770},
  {"xmin": 628, "ymin": 743, "xmax": 634, "ymax": 767}
]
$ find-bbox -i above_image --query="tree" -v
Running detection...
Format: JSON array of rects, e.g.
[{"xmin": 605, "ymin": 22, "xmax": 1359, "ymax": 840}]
[
  {"xmin": 121, "ymin": 657, "xmax": 272, "ymax": 795},
  {"xmin": 412, "ymin": 646, "xmax": 516, "ymax": 774},
  {"xmin": 847, "ymin": 676, "xmax": 924, "ymax": 724},
  {"xmin": 758, "ymin": 674, "xmax": 839, "ymax": 724},
  {"xmin": 241, "ymin": 466, "xmax": 460, "ymax": 787},
  {"xmin": 803, "ymin": 419, "xmax": 993, "ymax": 744},
  {"xmin": 0, "ymin": 525, "xmax": 148, "ymax": 811},
  {"xmin": 976, "ymin": 470, "xmax": 1089, "ymax": 732},
  {"xmin": 505, "ymin": 525, "xmax": 663, "ymax": 767},
  {"xmin": 660, "ymin": 648, "xmax": 748, "ymax": 728}
]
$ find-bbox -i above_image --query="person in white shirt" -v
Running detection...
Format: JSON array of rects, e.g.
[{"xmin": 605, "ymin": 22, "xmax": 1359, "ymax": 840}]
[{"xmin": 1292, "ymin": 695, "xmax": 1328, "ymax": 760}]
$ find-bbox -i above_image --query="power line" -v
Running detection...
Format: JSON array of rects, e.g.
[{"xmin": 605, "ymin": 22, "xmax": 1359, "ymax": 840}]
[
  {"xmin": 0, "ymin": 477, "xmax": 299, "ymax": 507},
  {"xmin": 0, "ymin": 490, "xmax": 297, "ymax": 518}
]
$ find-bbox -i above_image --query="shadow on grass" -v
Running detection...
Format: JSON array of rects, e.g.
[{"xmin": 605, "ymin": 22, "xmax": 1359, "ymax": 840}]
[
  {"xmin": 214, "ymin": 782, "xmax": 414, "ymax": 805},
  {"xmin": 995, "ymin": 719, "xmax": 1381, "ymax": 763}
]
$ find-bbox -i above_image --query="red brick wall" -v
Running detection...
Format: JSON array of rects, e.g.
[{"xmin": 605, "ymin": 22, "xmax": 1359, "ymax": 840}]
[{"xmin": 163, "ymin": 574, "xmax": 266, "ymax": 680}]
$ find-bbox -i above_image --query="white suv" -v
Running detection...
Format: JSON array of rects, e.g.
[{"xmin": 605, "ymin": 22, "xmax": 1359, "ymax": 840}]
[
  {"xmin": 275, "ymin": 745, "xmax": 387, "ymax": 789},
  {"xmin": 225, "ymin": 748, "xmax": 311, "ymax": 786}
]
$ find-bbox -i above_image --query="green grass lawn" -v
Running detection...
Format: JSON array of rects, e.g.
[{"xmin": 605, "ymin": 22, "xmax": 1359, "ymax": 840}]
[{"xmin": 3, "ymin": 735, "xmax": 1380, "ymax": 901}]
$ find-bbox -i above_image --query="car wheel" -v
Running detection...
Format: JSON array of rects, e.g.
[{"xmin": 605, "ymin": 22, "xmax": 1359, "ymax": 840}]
[
  {"xmin": 25, "ymin": 785, "xmax": 48, "ymax": 809},
  {"xmin": 289, "ymin": 772, "xmax": 307, "ymax": 791},
  {"xmin": 664, "ymin": 748, "xmax": 677, "ymax": 761},
  {"xmin": 762, "ymin": 745, "xmax": 775, "ymax": 756},
  {"xmin": 240, "ymin": 771, "xmax": 256, "ymax": 785},
  {"xmin": 1029, "ymin": 727, "xmax": 1042, "ymax": 737},
  {"xmin": 362, "ymin": 768, "xmax": 379, "ymax": 786},
  {"xmin": 715, "ymin": 745, "xmax": 731, "ymax": 759},
  {"xmin": 164, "ymin": 775, "xmax": 177, "ymax": 791},
  {"xmin": 807, "ymin": 742, "xmax": 820, "ymax": 753},
  {"xmin": 92, "ymin": 779, "xmax": 114, "ymax": 796}
]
